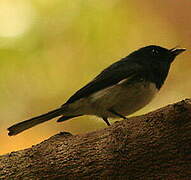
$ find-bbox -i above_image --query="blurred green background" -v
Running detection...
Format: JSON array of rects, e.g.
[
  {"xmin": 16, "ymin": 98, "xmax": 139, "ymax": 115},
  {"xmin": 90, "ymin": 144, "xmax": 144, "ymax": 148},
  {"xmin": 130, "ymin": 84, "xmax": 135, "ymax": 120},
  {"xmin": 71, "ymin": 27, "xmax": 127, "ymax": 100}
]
[{"xmin": 0, "ymin": 0, "xmax": 190, "ymax": 155}]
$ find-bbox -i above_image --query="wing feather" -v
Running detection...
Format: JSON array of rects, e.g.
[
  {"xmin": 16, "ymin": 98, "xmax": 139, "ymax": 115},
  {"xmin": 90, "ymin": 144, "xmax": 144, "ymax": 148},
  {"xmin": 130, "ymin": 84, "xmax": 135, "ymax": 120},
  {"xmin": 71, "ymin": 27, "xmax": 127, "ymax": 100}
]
[{"xmin": 65, "ymin": 58, "xmax": 142, "ymax": 104}]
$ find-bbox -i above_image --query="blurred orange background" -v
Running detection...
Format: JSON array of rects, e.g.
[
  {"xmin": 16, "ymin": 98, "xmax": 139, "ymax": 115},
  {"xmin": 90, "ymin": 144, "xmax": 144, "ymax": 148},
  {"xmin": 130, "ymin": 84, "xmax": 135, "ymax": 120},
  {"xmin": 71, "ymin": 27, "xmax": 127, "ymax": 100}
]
[{"xmin": 0, "ymin": 0, "xmax": 191, "ymax": 155}]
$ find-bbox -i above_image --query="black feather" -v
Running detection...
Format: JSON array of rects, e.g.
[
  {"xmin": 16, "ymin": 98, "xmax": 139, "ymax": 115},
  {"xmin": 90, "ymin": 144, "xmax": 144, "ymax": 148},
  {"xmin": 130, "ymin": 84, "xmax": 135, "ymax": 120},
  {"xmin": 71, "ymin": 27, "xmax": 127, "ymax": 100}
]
[{"xmin": 57, "ymin": 115, "xmax": 81, "ymax": 122}]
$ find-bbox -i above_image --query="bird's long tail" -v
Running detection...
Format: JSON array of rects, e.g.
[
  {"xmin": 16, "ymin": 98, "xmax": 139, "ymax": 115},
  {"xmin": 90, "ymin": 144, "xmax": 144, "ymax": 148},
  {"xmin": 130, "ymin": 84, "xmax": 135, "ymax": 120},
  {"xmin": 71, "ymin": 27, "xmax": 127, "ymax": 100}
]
[{"xmin": 8, "ymin": 108, "xmax": 65, "ymax": 136}]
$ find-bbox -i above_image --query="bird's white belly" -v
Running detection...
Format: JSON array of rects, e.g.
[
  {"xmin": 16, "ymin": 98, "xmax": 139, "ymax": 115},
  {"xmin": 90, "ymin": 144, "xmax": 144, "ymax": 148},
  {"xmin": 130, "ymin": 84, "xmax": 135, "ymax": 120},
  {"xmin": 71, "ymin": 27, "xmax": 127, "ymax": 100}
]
[{"xmin": 88, "ymin": 81, "xmax": 158, "ymax": 118}]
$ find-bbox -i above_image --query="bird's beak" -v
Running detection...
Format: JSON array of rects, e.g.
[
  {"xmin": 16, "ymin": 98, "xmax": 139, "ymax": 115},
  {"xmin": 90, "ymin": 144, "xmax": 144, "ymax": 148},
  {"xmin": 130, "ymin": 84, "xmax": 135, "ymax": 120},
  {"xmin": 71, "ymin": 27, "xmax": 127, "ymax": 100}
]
[{"xmin": 170, "ymin": 47, "xmax": 186, "ymax": 56}]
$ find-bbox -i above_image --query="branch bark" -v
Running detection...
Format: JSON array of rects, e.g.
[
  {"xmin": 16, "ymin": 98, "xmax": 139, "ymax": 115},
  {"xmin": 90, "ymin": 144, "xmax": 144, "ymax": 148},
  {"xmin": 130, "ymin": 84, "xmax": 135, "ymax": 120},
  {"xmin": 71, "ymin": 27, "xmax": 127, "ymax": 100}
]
[{"xmin": 1, "ymin": 99, "xmax": 191, "ymax": 179}]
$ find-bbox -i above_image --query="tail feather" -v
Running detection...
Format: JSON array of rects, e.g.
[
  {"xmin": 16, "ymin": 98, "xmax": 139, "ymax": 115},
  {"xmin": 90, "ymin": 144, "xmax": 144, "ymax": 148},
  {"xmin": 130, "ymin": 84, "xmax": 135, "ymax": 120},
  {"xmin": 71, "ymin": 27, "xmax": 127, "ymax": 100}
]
[
  {"xmin": 8, "ymin": 108, "xmax": 64, "ymax": 136},
  {"xmin": 57, "ymin": 115, "xmax": 81, "ymax": 122}
]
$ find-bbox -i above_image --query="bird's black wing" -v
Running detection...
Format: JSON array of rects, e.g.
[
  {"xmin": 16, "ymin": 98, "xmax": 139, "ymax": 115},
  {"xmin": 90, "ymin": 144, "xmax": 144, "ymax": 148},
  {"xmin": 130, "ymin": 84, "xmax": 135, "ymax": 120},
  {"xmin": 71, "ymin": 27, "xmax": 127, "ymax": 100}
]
[{"xmin": 65, "ymin": 58, "xmax": 142, "ymax": 105}]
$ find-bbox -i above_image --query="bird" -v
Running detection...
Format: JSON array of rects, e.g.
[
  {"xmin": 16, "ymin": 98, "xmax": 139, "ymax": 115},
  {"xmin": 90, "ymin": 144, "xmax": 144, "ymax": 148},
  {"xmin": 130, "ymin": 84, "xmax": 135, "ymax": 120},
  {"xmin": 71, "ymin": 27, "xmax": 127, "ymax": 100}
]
[{"xmin": 7, "ymin": 45, "xmax": 186, "ymax": 136}]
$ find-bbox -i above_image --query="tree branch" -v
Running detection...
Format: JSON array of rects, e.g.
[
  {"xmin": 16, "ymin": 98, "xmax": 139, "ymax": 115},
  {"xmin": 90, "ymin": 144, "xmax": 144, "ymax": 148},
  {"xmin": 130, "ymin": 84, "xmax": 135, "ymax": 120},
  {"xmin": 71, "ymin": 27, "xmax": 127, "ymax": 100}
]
[{"xmin": 1, "ymin": 99, "xmax": 191, "ymax": 179}]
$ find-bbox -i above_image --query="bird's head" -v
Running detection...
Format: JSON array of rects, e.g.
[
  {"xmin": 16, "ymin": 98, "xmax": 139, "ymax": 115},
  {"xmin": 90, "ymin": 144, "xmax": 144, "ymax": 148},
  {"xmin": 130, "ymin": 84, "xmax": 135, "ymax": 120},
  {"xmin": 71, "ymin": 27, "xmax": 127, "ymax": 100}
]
[{"xmin": 130, "ymin": 45, "xmax": 186, "ymax": 64}]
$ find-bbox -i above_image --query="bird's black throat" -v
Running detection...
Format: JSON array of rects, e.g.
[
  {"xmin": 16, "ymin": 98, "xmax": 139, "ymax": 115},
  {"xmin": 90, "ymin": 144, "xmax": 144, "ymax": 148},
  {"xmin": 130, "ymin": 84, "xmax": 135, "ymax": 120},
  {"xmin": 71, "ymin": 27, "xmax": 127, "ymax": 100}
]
[{"xmin": 145, "ymin": 61, "xmax": 171, "ymax": 90}]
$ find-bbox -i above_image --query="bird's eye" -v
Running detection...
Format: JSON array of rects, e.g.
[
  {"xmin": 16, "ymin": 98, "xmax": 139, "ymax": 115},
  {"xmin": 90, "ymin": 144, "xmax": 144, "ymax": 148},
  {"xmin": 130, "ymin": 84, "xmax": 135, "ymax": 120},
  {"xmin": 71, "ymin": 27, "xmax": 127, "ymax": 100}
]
[{"xmin": 151, "ymin": 49, "xmax": 159, "ymax": 56}]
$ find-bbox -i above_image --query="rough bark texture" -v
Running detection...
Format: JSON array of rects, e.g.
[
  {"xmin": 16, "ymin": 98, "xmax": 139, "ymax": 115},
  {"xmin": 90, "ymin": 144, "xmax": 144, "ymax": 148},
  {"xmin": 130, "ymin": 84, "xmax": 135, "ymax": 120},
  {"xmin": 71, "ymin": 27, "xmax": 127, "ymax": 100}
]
[{"xmin": 0, "ymin": 99, "xmax": 191, "ymax": 179}]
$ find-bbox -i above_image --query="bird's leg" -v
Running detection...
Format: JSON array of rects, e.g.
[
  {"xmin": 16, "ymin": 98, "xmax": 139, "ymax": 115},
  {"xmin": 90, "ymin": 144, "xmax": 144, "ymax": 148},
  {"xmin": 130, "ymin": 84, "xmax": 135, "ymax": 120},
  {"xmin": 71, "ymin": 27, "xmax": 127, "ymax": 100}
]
[
  {"xmin": 108, "ymin": 109, "xmax": 127, "ymax": 120},
  {"xmin": 102, "ymin": 117, "xmax": 111, "ymax": 126}
]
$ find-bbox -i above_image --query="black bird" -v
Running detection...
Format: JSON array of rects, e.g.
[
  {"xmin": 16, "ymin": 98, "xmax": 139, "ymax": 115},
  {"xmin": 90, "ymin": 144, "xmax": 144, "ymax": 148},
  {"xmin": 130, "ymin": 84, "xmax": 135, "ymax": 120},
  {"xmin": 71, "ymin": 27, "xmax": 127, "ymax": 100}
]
[{"xmin": 8, "ymin": 45, "xmax": 186, "ymax": 136}]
